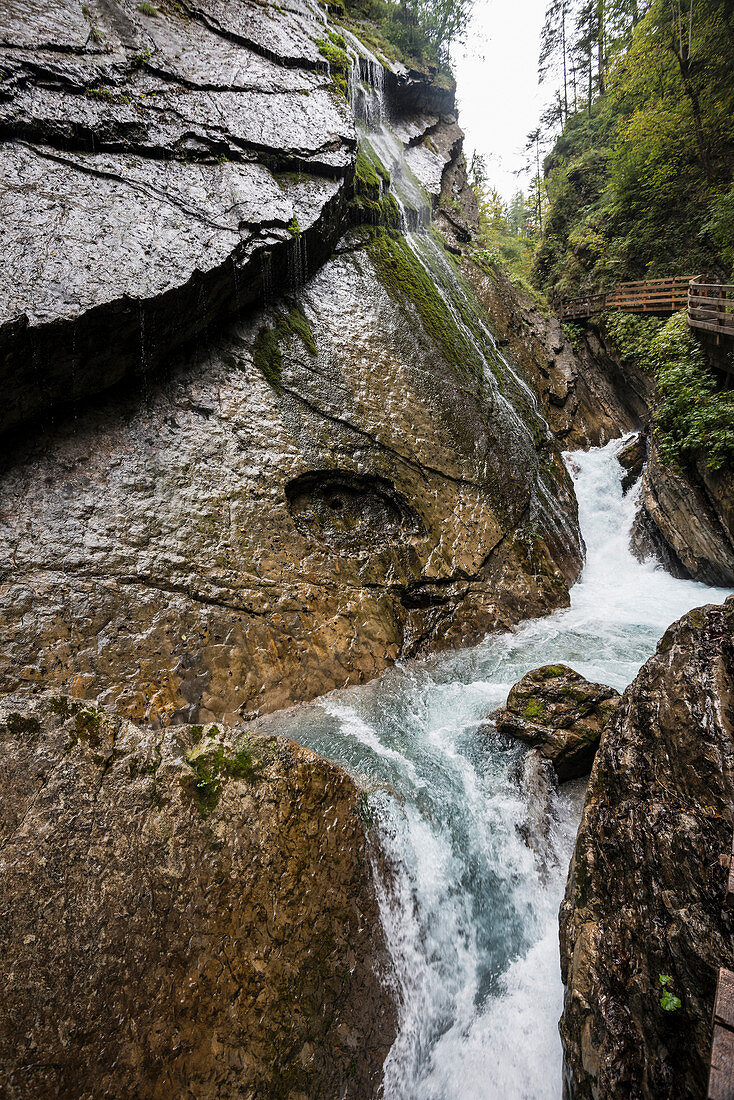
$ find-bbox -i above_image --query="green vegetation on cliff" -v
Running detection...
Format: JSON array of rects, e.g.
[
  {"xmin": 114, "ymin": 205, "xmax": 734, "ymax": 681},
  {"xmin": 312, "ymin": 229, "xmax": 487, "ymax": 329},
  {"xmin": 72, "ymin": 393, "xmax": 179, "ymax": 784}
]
[
  {"xmin": 533, "ymin": 0, "xmax": 734, "ymax": 297},
  {"xmin": 601, "ymin": 310, "xmax": 734, "ymax": 470},
  {"xmin": 335, "ymin": 0, "xmax": 473, "ymax": 69},
  {"xmin": 252, "ymin": 304, "xmax": 317, "ymax": 392}
]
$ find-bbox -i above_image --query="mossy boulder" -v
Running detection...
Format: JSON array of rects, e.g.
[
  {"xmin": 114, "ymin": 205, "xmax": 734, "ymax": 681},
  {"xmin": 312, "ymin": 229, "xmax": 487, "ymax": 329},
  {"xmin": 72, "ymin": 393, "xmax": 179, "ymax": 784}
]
[{"xmin": 486, "ymin": 663, "xmax": 620, "ymax": 780}]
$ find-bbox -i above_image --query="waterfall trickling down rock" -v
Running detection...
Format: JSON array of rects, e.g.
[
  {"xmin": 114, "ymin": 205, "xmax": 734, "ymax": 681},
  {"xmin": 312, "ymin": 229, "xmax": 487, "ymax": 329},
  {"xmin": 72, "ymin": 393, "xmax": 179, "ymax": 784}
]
[
  {"xmin": 344, "ymin": 29, "xmax": 432, "ymax": 231},
  {"xmin": 286, "ymin": 438, "xmax": 732, "ymax": 1100}
]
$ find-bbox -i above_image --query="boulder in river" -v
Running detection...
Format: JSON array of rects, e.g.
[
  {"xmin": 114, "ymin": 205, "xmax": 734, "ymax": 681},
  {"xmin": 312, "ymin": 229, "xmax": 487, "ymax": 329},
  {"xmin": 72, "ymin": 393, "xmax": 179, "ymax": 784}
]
[
  {"xmin": 0, "ymin": 693, "xmax": 397, "ymax": 1099},
  {"xmin": 560, "ymin": 595, "xmax": 734, "ymax": 1100},
  {"xmin": 617, "ymin": 431, "xmax": 647, "ymax": 494},
  {"xmin": 488, "ymin": 664, "xmax": 621, "ymax": 781}
]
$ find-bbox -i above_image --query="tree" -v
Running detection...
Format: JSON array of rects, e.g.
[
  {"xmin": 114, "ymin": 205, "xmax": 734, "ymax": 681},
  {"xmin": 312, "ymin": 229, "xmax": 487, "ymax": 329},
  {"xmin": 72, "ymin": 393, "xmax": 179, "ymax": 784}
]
[
  {"xmin": 654, "ymin": 0, "xmax": 712, "ymax": 181},
  {"xmin": 539, "ymin": 0, "xmax": 573, "ymax": 121}
]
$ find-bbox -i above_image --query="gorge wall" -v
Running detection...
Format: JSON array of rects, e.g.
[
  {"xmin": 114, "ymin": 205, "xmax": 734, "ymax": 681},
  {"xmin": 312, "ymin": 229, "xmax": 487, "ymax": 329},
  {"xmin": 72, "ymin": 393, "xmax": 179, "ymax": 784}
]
[
  {"xmin": 0, "ymin": 692, "xmax": 396, "ymax": 1099},
  {"xmin": 560, "ymin": 596, "xmax": 734, "ymax": 1099},
  {"xmin": 0, "ymin": 0, "xmax": 585, "ymax": 728}
]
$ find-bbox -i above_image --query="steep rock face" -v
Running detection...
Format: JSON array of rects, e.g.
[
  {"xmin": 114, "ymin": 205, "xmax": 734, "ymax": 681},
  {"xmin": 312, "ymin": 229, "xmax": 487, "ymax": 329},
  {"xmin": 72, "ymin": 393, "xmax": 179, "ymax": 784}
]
[
  {"xmin": 0, "ymin": 0, "xmax": 355, "ymax": 437},
  {"xmin": 617, "ymin": 431, "xmax": 647, "ymax": 494},
  {"xmin": 632, "ymin": 441, "xmax": 734, "ymax": 586},
  {"xmin": 0, "ymin": 0, "xmax": 584, "ymax": 724},
  {"xmin": 488, "ymin": 664, "xmax": 620, "ymax": 781},
  {"xmin": 560, "ymin": 597, "xmax": 734, "ymax": 1099},
  {"xmin": 461, "ymin": 264, "xmax": 653, "ymax": 448},
  {"xmin": 0, "ymin": 227, "xmax": 582, "ymax": 724},
  {"xmin": 0, "ymin": 692, "xmax": 396, "ymax": 1099}
]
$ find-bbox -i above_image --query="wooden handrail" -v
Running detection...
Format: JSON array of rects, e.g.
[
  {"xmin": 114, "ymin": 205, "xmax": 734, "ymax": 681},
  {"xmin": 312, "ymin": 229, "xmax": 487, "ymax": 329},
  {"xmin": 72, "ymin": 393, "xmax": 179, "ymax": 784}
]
[
  {"xmin": 559, "ymin": 275, "xmax": 734, "ymax": 344},
  {"xmin": 688, "ymin": 277, "xmax": 734, "ymax": 339}
]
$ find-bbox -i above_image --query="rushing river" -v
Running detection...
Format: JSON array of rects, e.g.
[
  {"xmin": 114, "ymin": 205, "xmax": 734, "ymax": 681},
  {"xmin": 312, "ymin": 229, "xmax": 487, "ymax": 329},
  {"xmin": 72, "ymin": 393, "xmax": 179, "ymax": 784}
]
[{"xmin": 284, "ymin": 439, "xmax": 732, "ymax": 1099}]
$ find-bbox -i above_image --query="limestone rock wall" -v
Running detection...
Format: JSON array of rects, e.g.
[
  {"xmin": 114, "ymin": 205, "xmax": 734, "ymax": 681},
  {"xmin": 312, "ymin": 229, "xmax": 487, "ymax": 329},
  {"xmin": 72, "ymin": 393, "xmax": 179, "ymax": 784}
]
[
  {"xmin": 632, "ymin": 441, "xmax": 734, "ymax": 587},
  {"xmin": 560, "ymin": 596, "xmax": 734, "ymax": 1099},
  {"xmin": 0, "ymin": 0, "xmax": 355, "ymax": 437},
  {"xmin": 461, "ymin": 264, "xmax": 653, "ymax": 449},
  {"xmin": 0, "ymin": 1, "xmax": 584, "ymax": 726},
  {"xmin": 0, "ymin": 692, "xmax": 396, "ymax": 1099}
]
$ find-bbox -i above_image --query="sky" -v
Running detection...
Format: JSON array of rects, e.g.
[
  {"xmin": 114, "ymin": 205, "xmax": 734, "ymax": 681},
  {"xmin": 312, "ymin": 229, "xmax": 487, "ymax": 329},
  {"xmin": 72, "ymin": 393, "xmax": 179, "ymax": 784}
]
[{"xmin": 452, "ymin": 0, "xmax": 549, "ymax": 201}]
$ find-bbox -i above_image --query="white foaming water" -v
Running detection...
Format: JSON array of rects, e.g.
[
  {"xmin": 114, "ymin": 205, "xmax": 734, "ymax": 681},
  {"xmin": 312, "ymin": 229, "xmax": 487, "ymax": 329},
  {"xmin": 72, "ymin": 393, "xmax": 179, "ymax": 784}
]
[{"xmin": 289, "ymin": 440, "xmax": 731, "ymax": 1098}]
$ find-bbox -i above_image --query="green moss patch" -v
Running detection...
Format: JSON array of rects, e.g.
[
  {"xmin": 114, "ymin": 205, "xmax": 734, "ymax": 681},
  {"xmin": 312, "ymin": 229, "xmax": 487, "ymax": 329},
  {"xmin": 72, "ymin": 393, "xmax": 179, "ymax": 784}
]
[
  {"xmin": 351, "ymin": 148, "xmax": 401, "ymax": 229},
  {"xmin": 367, "ymin": 229, "xmax": 483, "ymax": 380},
  {"xmin": 316, "ymin": 32, "xmax": 350, "ymax": 97},
  {"xmin": 185, "ymin": 738, "xmax": 265, "ymax": 817},
  {"xmin": 522, "ymin": 698, "xmax": 546, "ymax": 721},
  {"xmin": 252, "ymin": 303, "xmax": 317, "ymax": 392}
]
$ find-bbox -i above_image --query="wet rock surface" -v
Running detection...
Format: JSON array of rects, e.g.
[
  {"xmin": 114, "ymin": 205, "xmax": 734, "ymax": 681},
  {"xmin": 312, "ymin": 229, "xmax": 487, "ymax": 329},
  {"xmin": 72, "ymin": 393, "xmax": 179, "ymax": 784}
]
[
  {"xmin": 632, "ymin": 441, "xmax": 734, "ymax": 586},
  {"xmin": 462, "ymin": 264, "xmax": 653, "ymax": 449},
  {"xmin": 0, "ymin": 0, "xmax": 355, "ymax": 436},
  {"xmin": 560, "ymin": 596, "xmax": 734, "ymax": 1099},
  {"xmin": 618, "ymin": 430, "xmax": 647, "ymax": 494},
  {"xmin": 488, "ymin": 664, "xmax": 620, "ymax": 781},
  {"xmin": 0, "ymin": 692, "xmax": 396, "ymax": 1099},
  {"xmin": 0, "ymin": 0, "xmax": 590, "ymax": 724},
  {"xmin": 0, "ymin": 233, "xmax": 583, "ymax": 724}
]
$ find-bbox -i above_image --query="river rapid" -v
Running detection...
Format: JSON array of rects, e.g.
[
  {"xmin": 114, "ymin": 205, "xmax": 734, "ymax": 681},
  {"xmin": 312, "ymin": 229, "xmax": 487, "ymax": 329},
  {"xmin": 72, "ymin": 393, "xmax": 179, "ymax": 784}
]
[{"xmin": 284, "ymin": 439, "xmax": 732, "ymax": 1099}]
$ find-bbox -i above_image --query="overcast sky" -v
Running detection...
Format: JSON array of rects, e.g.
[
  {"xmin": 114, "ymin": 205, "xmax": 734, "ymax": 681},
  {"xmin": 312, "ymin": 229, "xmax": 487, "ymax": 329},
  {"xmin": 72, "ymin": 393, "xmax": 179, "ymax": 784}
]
[{"xmin": 452, "ymin": 0, "xmax": 549, "ymax": 200}]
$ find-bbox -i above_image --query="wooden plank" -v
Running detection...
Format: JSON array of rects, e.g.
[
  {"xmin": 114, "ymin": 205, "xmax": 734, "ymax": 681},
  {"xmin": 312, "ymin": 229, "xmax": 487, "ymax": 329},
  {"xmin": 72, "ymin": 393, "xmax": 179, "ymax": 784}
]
[
  {"xmin": 688, "ymin": 298, "xmax": 734, "ymax": 310},
  {"xmin": 715, "ymin": 969, "xmax": 734, "ymax": 1027},
  {"xmin": 709, "ymin": 1024, "xmax": 734, "ymax": 1100},
  {"xmin": 690, "ymin": 317, "xmax": 734, "ymax": 335}
]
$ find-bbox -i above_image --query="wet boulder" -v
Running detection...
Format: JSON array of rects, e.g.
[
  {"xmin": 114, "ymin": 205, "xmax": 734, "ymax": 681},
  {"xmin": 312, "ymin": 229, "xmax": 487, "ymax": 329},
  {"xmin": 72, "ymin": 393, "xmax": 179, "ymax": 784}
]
[
  {"xmin": 0, "ymin": 693, "xmax": 397, "ymax": 1099},
  {"xmin": 488, "ymin": 664, "xmax": 621, "ymax": 781},
  {"xmin": 617, "ymin": 430, "xmax": 647, "ymax": 494},
  {"xmin": 560, "ymin": 595, "xmax": 734, "ymax": 1100}
]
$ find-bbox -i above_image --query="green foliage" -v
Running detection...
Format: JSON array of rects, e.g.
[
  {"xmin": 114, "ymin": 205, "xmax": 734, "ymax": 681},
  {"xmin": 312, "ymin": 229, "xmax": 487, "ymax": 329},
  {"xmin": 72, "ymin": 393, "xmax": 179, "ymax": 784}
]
[
  {"xmin": 341, "ymin": 0, "xmax": 472, "ymax": 69},
  {"xmin": 137, "ymin": 2, "xmax": 158, "ymax": 14},
  {"xmin": 316, "ymin": 32, "xmax": 350, "ymax": 96},
  {"xmin": 469, "ymin": 175, "xmax": 547, "ymax": 303},
  {"xmin": 535, "ymin": 0, "xmax": 734, "ymax": 296},
  {"xmin": 659, "ymin": 973, "xmax": 682, "ymax": 1012},
  {"xmin": 651, "ymin": 313, "xmax": 734, "ymax": 471},
  {"xmin": 252, "ymin": 304, "xmax": 317, "ymax": 391},
  {"xmin": 600, "ymin": 310, "xmax": 734, "ymax": 471}
]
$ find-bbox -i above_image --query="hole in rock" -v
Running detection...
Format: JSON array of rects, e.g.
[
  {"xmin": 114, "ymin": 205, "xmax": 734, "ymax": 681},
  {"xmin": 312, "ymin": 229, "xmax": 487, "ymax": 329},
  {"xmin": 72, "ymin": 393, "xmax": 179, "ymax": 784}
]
[{"xmin": 285, "ymin": 469, "xmax": 424, "ymax": 550}]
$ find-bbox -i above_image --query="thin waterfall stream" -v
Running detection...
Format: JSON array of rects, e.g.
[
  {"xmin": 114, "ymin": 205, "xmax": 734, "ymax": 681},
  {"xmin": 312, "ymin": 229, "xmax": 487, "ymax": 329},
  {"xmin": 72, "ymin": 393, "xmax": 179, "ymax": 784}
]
[{"xmin": 277, "ymin": 439, "xmax": 732, "ymax": 1099}]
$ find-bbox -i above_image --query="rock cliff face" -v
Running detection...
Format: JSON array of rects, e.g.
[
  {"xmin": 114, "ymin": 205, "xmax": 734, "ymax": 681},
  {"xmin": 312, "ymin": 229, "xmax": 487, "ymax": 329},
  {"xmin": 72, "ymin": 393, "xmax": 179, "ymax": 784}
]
[
  {"xmin": 0, "ymin": 0, "xmax": 361, "ymax": 437},
  {"xmin": 632, "ymin": 441, "xmax": 734, "ymax": 587},
  {"xmin": 462, "ymin": 266, "xmax": 653, "ymax": 449},
  {"xmin": 0, "ymin": 692, "xmax": 396, "ymax": 1099},
  {"xmin": 560, "ymin": 596, "xmax": 734, "ymax": 1099},
  {"xmin": 0, "ymin": 0, "xmax": 584, "ymax": 726}
]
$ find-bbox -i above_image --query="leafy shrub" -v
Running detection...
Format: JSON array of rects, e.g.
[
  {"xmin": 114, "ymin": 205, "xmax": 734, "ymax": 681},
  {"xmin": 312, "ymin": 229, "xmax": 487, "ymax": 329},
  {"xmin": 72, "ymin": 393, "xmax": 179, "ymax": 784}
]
[{"xmin": 651, "ymin": 313, "xmax": 734, "ymax": 471}]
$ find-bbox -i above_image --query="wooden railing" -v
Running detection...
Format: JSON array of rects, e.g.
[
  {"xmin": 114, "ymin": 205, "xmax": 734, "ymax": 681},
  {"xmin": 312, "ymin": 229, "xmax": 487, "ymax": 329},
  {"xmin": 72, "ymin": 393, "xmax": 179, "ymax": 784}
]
[
  {"xmin": 559, "ymin": 275, "xmax": 734, "ymax": 350},
  {"xmin": 606, "ymin": 275, "xmax": 693, "ymax": 314},
  {"xmin": 688, "ymin": 276, "xmax": 734, "ymax": 339},
  {"xmin": 559, "ymin": 275, "xmax": 697, "ymax": 320}
]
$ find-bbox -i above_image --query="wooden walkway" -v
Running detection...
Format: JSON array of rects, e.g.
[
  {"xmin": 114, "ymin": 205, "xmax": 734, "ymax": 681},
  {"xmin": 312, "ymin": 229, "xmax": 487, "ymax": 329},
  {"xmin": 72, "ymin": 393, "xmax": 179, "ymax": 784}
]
[
  {"xmin": 708, "ymin": 829, "xmax": 734, "ymax": 1099},
  {"xmin": 559, "ymin": 275, "xmax": 734, "ymax": 342}
]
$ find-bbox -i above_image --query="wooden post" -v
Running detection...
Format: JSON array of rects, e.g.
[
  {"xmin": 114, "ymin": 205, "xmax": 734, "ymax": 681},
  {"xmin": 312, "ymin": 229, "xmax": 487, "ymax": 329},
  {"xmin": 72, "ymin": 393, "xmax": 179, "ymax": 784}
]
[{"xmin": 709, "ymin": 969, "xmax": 734, "ymax": 1100}]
